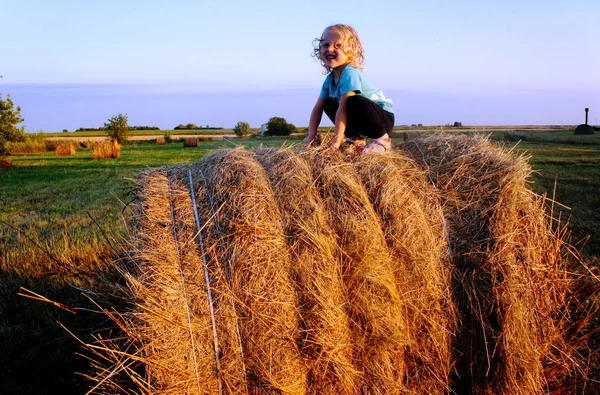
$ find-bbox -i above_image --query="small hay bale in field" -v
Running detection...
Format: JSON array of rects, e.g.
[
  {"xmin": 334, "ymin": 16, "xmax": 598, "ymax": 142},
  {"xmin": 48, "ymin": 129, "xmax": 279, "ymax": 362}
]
[
  {"xmin": 92, "ymin": 140, "xmax": 120, "ymax": 159},
  {"xmin": 156, "ymin": 136, "xmax": 167, "ymax": 145},
  {"xmin": 184, "ymin": 137, "xmax": 199, "ymax": 147},
  {"xmin": 55, "ymin": 142, "xmax": 76, "ymax": 156},
  {"xmin": 87, "ymin": 135, "xmax": 595, "ymax": 395}
]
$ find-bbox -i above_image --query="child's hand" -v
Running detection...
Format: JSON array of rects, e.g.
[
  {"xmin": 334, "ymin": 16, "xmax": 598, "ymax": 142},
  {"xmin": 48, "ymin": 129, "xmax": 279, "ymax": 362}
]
[
  {"xmin": 328, "ymin": 141, "xmax": 341, "ymax": 151},
  {"xmin": 328, "ymin": 134, "xmax": 343, "ymax": 150},
  {"xmin": 303, "ymin": 135, "xmax": 316, "ymax": 147}
]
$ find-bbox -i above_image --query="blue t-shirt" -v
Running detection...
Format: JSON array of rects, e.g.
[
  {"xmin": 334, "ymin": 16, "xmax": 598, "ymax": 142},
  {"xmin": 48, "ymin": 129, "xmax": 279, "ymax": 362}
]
[{"xmin": 319, "ymin": 65, "xmax": 394, "ymax": 113}]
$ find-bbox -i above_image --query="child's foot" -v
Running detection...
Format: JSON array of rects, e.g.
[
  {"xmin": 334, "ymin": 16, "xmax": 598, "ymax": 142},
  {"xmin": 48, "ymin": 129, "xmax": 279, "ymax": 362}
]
[
  {"xmin": 339, "ymin": 137, "xmax": 366, "ymax": 151},
  {"xmin": 358, "ymin": 136, "xmax": 392, "ymax": 153}
]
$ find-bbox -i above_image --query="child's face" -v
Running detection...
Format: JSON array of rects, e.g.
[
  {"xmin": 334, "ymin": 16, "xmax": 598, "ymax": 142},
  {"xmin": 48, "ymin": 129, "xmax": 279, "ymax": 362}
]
[{"xmin": 320, "ymin": 31, "xmax": 349, "ymax": 71}]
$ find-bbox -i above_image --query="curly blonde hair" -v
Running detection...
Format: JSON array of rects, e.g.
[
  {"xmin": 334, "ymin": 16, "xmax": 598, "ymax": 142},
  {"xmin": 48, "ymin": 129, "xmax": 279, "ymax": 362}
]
[{"xmin": 312, "ymin": 24, "xmax": 366, "ymax": 74}]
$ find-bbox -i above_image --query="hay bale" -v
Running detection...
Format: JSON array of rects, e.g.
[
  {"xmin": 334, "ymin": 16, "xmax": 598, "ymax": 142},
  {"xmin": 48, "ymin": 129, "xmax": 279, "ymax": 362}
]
[
  {"xmin": 255, "ymin": 148, "xmax": 357, "ymax": 393},
  {"xmin": 156, "ymin": 136, "xmax": 167, "ymax": 145},
  {"xmin": 88, "ymin": 135, "xmax": 593, "ymax": 394},
  {"xmin": 400, "ymin": 134, "xmax": 581, "ymax": 394},
  {"xmin": 306, "ymin": 150, "xmax": 409, "ymax": 394},
  {"xmin": 55, "ymin": 142, "xmax": 76, "ymax": 156},
  {"xmin": 352, "ymin": 152, "xmax": 456, "ymax": 394},
  {"xmin": 191, "ymin": 148, "xmax": 306, "ymax": 393},
  {"xmin": 574, "ymin": 124, "xmax": 594, "ymax": 135},
  {"xmin": 92, "ymin": 141, "xmax": 120, "ymax": 159},
  {"xmin": 184, "ymin": 137, "xmax": 199, "ymax": 147},
  {"xmin": 128, "ymin": 170, "xmax": 221, "ymax": 393}
]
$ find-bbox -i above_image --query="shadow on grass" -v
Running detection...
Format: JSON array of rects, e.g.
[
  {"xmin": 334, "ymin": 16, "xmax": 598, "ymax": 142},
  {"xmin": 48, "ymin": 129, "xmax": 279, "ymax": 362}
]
[{"xmin": 0, "ymin": 273, "xmax": 123, "ymax": 395}]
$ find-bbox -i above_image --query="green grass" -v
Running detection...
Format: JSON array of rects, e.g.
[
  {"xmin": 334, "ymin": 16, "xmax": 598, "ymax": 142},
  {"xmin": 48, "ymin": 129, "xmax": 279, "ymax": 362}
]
[
  {"xmin": 1, "ymin": 134, "xmax": 598, "ymax": 394},
  {"xmin": 504, "ymin": 130, "xmax": 600, "ymax": 145},
  {"xmin": 41, "ymin": 128, "xmax": 237, "ymax": 138},
  {"xmin": 2, "ymin": 138, "xmax": 302, "ymax": 276},
  {"xmin": 507, "ymin": 142, "xmax": 600, "ymax": 257}
]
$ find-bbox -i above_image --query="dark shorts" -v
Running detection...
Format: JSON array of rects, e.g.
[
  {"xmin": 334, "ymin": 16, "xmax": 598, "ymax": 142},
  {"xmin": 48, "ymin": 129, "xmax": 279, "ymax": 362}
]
[{"xmin": 324, "ymin": 95, "xmax": 394, "ymax": 139}]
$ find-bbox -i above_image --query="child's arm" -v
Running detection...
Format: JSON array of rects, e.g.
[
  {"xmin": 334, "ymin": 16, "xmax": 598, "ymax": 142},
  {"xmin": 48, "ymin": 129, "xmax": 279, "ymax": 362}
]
[
  {"xmin": 330, "ymin": 91, "xmax": 356, "ymax": 149},
  {"xmin": 304, "ymin": 98, "xmax": 326, "ymax": 146}
]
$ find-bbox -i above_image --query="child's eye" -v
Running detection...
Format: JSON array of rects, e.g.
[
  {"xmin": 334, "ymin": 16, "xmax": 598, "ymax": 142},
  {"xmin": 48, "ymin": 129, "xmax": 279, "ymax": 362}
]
[{"xmin": 335, "ymin": 43, "xmax": 342, "ymax": 49}]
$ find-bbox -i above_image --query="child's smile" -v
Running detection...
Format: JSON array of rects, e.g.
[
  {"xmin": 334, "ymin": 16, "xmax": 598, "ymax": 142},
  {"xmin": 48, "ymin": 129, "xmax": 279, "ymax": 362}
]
[{"xmin": 320, "ymin": 32, "xmax": 349, "ymax": 71}]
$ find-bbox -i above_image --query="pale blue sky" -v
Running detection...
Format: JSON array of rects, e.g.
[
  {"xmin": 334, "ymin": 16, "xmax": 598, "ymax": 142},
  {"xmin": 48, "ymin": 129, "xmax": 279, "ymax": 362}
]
[{"xmin": 1, "ymin": 0, "xmax": 599, "ymax": 129}]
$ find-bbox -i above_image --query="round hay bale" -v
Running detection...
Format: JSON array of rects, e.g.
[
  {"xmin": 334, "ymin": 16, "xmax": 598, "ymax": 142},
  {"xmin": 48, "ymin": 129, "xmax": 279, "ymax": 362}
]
[
  {"xmin": 574, "ymin": 124, "xmax": 594, "ymax": 135},
  {"xmin": 89, "ymin": 135, "xmax": 593, "ymax": 394},
  {"xmin": 400, "ymin": 134, "xmax": 583, "ymax": 394},
  {"xmin": 55, "ymin": 142, "xmax": 76, "ymax": 156}
]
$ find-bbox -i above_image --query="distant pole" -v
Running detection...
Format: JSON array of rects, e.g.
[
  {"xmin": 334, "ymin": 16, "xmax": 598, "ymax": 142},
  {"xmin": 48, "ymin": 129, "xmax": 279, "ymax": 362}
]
[{"xmin": 585, "ymin": 108, "xmax": 589, "ymax": 125}]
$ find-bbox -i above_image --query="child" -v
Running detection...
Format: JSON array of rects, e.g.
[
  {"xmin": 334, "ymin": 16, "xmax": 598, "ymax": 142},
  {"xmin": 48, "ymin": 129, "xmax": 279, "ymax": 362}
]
[{"xmin": 303, "ymin": 24, "xmax": 395, "ymax": 153}]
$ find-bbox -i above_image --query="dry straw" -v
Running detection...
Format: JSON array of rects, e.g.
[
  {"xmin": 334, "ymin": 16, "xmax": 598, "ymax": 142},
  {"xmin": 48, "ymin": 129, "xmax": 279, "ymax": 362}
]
[
  {"xmin": 84, "ymin": 134, "xmax": 597, "ymax": 394},
  {"xmin": 156, "ymin": 136, "xmax": 167, "ymax": 145},
  {"xmin": 401, "ymin": 134, "xmax": 593, "ymax": 394},
  {"xmin": 93, "ymin": 140, "xmax": 121, "ymax": 159},
  {"xmin": 56, "ymin": 142, "xmax": 76, "ymax": 156}
]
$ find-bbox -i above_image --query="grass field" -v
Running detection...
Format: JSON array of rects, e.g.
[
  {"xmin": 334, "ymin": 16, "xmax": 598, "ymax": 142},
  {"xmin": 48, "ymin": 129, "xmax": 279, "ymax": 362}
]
[
  {"xmin": 42, "ymin": 129, "xmax": 235, "ymax": 138},
  {"xmin": 1, "ymin": 131, "xmax": 598, "ymax": 394}
]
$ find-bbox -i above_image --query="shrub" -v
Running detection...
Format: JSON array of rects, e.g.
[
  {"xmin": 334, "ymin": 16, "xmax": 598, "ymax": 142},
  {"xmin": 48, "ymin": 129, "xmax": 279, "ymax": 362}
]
[
  {"xmin": 55, "ymin": 143, "xmax": 76, "ymax": 156},
  {"xmin": 163, "ymin": 131, "xmax": 172, "ymax": 143},
  {"xmin": 234, "ymin": 121, "xmax": 251, "ymax": 137},
  {"xmin": 174, "ymin": 123, "xmax": 202, "ymax": 130},
  {"xmin": 76, "ymin": 127, "xmax": 105, "ymax": 132},
  {"xmin": 104, "ymin": 113, "xmax": 129, "ymax": 144},
  {"xmin": 92, "ymin": 141, "xmax": 120, "ymax": 159},
  {"xmin": 0, "ymin": 93, "xmax": 26, "ymax": 157},
  {"xmin": 183, "ymin": 137, "xmax": 198, "ymax": 147},
  {"xmin": 265, "ymin": 117, "xmax": 296, "ymax": 136}
]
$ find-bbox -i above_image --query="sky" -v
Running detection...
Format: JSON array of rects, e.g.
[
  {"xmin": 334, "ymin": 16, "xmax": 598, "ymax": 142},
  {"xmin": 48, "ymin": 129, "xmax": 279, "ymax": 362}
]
[{"xmin": 1, "ymin": 0, "xmax": 599, "ymax": 131}]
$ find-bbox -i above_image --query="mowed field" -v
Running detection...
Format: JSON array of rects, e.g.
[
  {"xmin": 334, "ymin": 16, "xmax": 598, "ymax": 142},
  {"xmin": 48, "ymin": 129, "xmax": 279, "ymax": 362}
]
[{"xmin": 1, "ymin": 130, "xmax": 599, "ymax": 394}]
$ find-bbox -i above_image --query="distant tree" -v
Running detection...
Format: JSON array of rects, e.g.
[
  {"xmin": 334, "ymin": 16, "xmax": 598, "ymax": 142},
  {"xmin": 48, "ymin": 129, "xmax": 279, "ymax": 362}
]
[
  {"xmin": 233, "ymin": 121, "xmax": 251, "ymax": 137},
  {"xmin": 163, "ymin": 130, "xmax": 173, "ymax": 143},
  {"xmin": 0, "ymin": 93, "xmax": 26, "ymax": 157},
  {"xmin": 104, "ymin": 113, "xmax": 129, "ymax": 144},
  {"xmin": 186, "ymin": 123, "xmax": 198, "ymax": 129},
  {"xmin": 453, "ymin": 121, "xmax": 462, "ymax": 127},
  {"xmin": 265, "ymin": 116, "xmax": 295, "ymax": 136}
]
